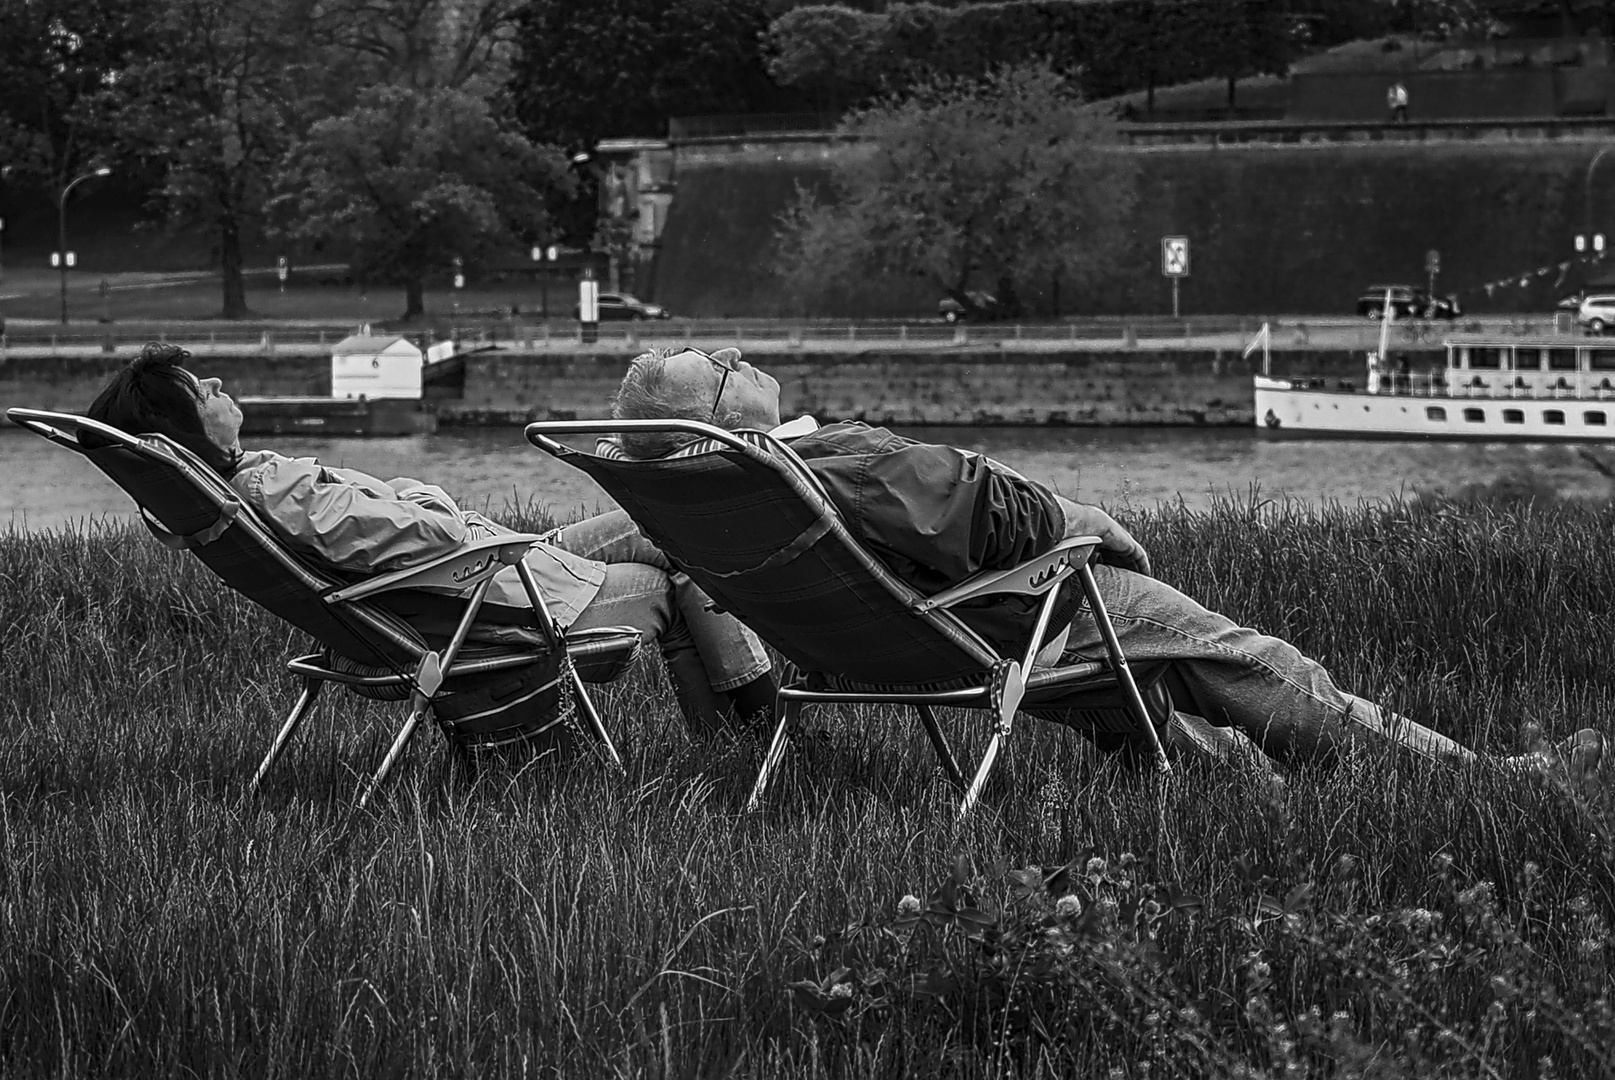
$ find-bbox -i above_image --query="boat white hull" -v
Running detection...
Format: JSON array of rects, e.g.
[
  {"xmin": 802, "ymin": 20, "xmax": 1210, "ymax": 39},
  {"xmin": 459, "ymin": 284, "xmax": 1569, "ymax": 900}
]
[{"xmin": 1253, "ymin": 376, "xmax": 1615, "ymax": 440}]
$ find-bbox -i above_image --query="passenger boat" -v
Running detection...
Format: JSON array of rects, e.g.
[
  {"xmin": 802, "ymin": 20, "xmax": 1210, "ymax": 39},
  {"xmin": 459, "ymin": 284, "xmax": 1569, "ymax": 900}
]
[{"xmin": 1254, "ymin": 333, "xmax": 1615, "ymax": 441}]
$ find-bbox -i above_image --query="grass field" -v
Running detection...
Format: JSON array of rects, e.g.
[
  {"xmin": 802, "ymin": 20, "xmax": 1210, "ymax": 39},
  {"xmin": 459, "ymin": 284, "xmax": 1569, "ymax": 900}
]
[
  {"xmin": 2, "ymin": 491, "xmax": 1613, "ymax": 1077},
  {"xmin": 0, "ymin": 268, "xmax": 576, "ymax": 329}
]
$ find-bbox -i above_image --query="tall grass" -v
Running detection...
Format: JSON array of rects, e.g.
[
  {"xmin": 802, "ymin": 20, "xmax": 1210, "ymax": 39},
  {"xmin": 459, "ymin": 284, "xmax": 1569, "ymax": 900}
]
[{"xmin": 1, "ymin": 497, "xmax": 1611, "ymax": 1077}]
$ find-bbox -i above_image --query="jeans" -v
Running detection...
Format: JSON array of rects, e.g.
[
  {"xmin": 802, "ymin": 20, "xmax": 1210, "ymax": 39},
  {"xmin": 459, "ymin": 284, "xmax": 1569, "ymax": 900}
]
[
  {"xmin": 549, "ymin": 509, "xmax": 772, "ymax": 693},
  {"xmin": 1054, "ymin": 565, "xmax": 1477, "ymax": 768}
]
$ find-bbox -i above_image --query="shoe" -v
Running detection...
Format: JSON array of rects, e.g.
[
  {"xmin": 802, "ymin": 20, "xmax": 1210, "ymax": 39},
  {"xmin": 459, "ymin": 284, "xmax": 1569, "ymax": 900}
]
[{"xmin": 1510, "ymin": 728, "xmax": 1605, "ymax": 795}]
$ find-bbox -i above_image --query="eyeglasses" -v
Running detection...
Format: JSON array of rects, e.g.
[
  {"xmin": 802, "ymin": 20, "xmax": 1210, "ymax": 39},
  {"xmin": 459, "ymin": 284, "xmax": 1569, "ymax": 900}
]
[{"xmin": 673, "ymin": 347, "xmax": 736, "ymax": 422}]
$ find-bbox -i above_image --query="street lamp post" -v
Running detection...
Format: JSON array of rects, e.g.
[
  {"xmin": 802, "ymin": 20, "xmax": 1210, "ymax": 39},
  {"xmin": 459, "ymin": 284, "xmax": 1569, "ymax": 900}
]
[
  {"xmin": 1585, "ymin": 146, "xmax": 1613, "ymax": 251},
  {"xmin": 58, "ymin": 166, "xmax": 111, "ymax": 325}
]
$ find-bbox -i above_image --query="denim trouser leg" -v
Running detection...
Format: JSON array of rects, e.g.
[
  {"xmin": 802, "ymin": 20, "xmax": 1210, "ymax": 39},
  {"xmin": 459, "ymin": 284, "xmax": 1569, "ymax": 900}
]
[
  {"xmin": 564, "ymin": 560, "xmax": 724, "ymax": 732},
  {"xmin": 548, "ymin": 509, "xmax": 771, "ymax": 692},
  {"xmin": 1059, "ymin": 565, "xmax": 1476, "ymax": 768}
]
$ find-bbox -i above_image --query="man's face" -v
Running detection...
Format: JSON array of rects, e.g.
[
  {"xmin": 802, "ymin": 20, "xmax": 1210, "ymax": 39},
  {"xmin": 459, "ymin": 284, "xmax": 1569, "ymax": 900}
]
[
  {"xmin": 662, "ymin": 347, "xmax": 781, "ymax": 430},
  {"xmin": 186, "ymin": 371, "xmax": 243, "ymax": 450}
]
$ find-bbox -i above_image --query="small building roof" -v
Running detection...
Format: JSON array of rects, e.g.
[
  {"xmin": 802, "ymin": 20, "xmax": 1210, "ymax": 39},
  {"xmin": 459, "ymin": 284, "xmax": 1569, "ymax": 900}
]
[{"xmin": 331, "ymin": 333, "xmax": 421, "ymax": 358}]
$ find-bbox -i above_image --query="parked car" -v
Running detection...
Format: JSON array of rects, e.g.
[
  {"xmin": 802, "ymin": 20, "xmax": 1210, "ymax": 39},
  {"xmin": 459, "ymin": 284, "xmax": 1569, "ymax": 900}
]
[
  {"xmin": 1557, "ymin": 292, "xmax": 1585, "ymax": 311},
  {"xmin": 1356, "ymin": 283, "xmax": 1460, "ymax": 320},
  {"xmin": 572, "ymin": 292, "xmax": 670, "ymax": 320},
  {"xmin": 938, "ymin": 290, "xmax": 1019, "ymax": 322},
  {"xmin": 1577, "ymin": 293, "xmax": 1615, "ymax": 333}
]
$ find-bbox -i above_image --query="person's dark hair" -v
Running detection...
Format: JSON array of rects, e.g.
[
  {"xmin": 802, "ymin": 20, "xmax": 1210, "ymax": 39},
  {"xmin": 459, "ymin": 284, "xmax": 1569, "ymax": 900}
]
[
  {"xmin": 86, "ymin": 342, "xmax": 240, "ymax": 475},
  {"xmin": 612, "ymin": 348, "xmax": 741, "ymax": 459}
]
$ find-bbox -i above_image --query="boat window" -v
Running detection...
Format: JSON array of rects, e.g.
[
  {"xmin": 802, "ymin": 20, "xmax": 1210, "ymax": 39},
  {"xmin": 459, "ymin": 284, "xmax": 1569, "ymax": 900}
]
[
  {"xmin": 1549, "ymin": 348, "xmax": 1579, "ymax": 371},
  {"xmin": 1470, "ymin": 347, "xmax": 1504, "ymax": 369},
  {"xmin": 1586, "ymin": 411, "xmax": 1607, "ymax": 425},
  {"xmin": 1503, "ymin": 409, "xmax": 1525, "ymax": 423},
  {"xmin": 1515, "ymin": 348, "xmax": 1543, "ymax": 370},
  {"xmin": 1426, "ymin": 406, "xmax": 1447, "ymax": 421},
  {"xmin": 1463, "ymin": 408, "xmax": 1486, "ymax": 422},
  {"xmin": 1590, "ymin": 350, "xmax": 1615, "ymax": 370},
  {"xmin": 1545, "ymin": 410, "xmax": 1566, "ymax": 425}
]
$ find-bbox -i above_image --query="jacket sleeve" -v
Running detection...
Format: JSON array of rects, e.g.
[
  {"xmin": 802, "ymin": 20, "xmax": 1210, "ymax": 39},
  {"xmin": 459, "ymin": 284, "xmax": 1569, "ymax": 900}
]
[
  {"xmin": 244, "ymin": 458, "xmax": 468, "ymax": 572},
  {"xmin": 810, "ymin": 435, "xmax": 1066, "ymax": 584}
]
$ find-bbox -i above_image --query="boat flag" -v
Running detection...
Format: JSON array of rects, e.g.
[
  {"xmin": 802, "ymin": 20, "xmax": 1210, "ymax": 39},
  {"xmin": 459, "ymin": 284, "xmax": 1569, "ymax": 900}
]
[{"xmin": 1243, "ymin": 321, "xmax": 1271, "ymax": 376}]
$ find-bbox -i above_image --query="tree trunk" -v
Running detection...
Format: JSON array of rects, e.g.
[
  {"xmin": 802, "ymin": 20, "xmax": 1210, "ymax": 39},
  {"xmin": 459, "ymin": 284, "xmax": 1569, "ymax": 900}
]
[
  {"xmin": 1227, "ymin": 74, "xmax": 1237, "ymax": 111},
  {"xmin": 402, "ymin": 275, "xmax": 425, "ymax": 321},
  {"xmin": 218, "ymin": 216, "xmax": 249, "ymax": 319}
]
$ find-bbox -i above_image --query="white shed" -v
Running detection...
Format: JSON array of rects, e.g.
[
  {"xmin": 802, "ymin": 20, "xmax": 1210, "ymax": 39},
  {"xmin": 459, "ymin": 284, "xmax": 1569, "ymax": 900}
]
[{"xmin": 330, "ymin": 334, "xmax": 423, "ymax": 400}]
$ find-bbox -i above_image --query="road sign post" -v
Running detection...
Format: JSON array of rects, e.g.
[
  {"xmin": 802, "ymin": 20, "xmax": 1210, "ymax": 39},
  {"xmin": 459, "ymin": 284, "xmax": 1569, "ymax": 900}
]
[
  {"xmin": 1425, "ymin": 248, "xmax": 1440, "ymax": 302},
  {"xmin": 1161, "ymin": 235, "xmax": 1189, "ymax": 318},
  {"xmin": 277, "ymin": 255, "xmax": 288, "ymax": 293}
]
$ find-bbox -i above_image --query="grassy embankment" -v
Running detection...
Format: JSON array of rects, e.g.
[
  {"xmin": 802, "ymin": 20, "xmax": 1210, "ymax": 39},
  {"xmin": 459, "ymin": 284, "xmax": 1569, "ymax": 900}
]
[{"xmin": 2, "ymin": 492, "xmax": 1613, "ymax": 1077}]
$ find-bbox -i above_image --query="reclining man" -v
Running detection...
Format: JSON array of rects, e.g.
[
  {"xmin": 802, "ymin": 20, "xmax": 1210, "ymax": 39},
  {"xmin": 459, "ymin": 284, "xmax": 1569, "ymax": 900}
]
[
  {"xmin": 87, "ymin": 343, "xmax": 777, "ymax": 736},
  {"xmin": 611, "ymin": 346, "xmax": 1605, "ymax": 782}
]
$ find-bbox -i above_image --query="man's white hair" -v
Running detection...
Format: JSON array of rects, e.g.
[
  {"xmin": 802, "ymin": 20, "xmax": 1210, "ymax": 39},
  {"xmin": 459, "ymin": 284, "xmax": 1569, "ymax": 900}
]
[{"xmin": 613, "ymin": 347, "xmax": 743, "ymax": 459}]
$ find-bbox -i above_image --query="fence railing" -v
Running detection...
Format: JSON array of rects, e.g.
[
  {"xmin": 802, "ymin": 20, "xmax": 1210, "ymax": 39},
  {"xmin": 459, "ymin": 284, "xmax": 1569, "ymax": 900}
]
[{"xmin": 0, "ymin": 314, "xmax": 1580, "ymax": 358}]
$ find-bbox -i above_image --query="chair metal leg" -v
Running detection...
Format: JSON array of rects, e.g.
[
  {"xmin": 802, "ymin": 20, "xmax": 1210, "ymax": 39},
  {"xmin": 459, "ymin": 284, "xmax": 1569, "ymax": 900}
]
[
  {"xmin": 571, "ymin": 664, "xmax": 624, "ymax": 772},
  {"xmin": 357, "ymin": 651, "xmax": 444, "ymax": 808},
  {"xmin": 745, "ymin": 697, "xmax": 798, "ymax": 813},
  {"xmin": 359, "ymin": 689, "xmax": 431, "ymax": 809},
  {"xmin": 1078, "ymin": 564, "xmax": 1172, "ymax": 775},
  {"xmin": 958, "ymin": 659, "xmax": 1025, "ymax": 821},
  {"xmin": 249, "ymin": 676, "xmax": 324, "ymax": 794},
  {"xmin": 914, "ymin": 703, "xmax": 966, "ymax": 790}
]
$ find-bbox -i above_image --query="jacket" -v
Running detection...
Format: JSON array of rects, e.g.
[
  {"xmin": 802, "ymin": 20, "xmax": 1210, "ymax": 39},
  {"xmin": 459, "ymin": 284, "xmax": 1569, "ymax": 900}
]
[
  {"xmin": 782, "ymin": 421, "xmax": 1069, "ymax": 656},
  {"xmin": 229, "ymin": 450, "xmax": 606, "ymax": 627}
]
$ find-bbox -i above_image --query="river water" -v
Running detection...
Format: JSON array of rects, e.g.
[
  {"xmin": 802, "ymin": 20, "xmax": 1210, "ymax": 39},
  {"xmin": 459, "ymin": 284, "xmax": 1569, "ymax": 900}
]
[{"xmin": 4, "ymin": 425, "xmax": 1613, "ymax": 532}]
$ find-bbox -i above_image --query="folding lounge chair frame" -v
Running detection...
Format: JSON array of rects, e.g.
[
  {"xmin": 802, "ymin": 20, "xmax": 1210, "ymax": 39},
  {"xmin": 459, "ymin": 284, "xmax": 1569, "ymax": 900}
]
[
  {"xmin": 8, "ymin": 408, "xmax": 639, "ymax": 805},
  {"xmin": 526, "ymin": 419, "xmax": 1171, "ymax": 820}
]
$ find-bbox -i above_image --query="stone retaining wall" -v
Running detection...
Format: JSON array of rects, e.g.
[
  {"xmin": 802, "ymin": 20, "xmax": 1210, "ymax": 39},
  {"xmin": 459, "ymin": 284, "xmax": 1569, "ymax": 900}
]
[{"xmin": 0, "ymin": 348, "xmax": 1369, "ymax": 427}]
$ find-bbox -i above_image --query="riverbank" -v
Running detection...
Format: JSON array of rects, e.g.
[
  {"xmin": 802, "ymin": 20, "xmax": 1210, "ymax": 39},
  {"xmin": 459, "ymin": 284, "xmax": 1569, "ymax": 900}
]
[
  {"xmin": 2, "ymin": 498, "xmax": 1611, "ymax": 1077},
  {"xmin": 1, "ymin": 346, "xmax": 1382, "ymax": 426}
]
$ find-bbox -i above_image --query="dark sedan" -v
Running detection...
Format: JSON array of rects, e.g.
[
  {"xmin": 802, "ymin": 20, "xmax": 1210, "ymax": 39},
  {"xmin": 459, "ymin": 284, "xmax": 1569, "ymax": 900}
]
[{"xmin": 573, "ymin": 292, "xmax": 671, "ymax": 321}]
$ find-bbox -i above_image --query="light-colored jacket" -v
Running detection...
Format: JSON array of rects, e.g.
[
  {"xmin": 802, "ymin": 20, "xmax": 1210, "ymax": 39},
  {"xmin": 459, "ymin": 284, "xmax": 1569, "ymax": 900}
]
[{"xmin": 230, "ymin": 450, "xmax": 606, "ymax": 626}]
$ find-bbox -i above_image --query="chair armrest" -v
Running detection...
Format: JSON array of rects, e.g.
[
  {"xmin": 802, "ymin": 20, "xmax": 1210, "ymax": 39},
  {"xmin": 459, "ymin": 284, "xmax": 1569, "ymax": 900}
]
[
  {"xmin": 911, "ymin": 536, "xmax": 1099, "ymax": 614},
  {"xmin": 324, "ymin": 533, "xmax": 549, "ymax": 603}
]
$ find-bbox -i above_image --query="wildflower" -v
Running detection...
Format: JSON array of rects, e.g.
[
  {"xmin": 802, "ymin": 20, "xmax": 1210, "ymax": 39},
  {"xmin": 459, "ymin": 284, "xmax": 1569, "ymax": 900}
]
[
  {"xmin": 1569, "ymin": 895, "xmax": 1593, "ymax": 916},
  {"xmin": 1085, "ymin": 856, "xmax": 1107, "ymax": 879},
  {"xmin": 1458, "ymin": 882, "xmax": 1496, "ymax": 911},
  {"xmin": 1522, "ymin": 861, "xmax": 1540, "ymax": 882},
  {"xmin": 829, "ymin": 982, "xmax": 854, "ymax": 1000},
  {"xmin": 1178, "ymin": 1006, "xmax": 1200, "ymax": 1024},
  {"xmin": 1405, "ymin": 908, "xmax": 1439, "ymax": 932},
  {"xmin": 1055, "ymin": 894, "xmax": 1081, "ymax": 918},
  {"xmin": 896, "ymin": 894, "xmax": 921, "ymax": 916},
  {"xmin": 1144, "ymin": 1011, "xmax": 1161, "ymax": 1027},
  {"xmin": 810, "ymin": 935, "xmax": 825, "ymax": 949},
  {"xmin": 1429, "ymin": 851, "xmax": 1454, "ymax": 874},
  {"xmin": 1142, "ymin": 899, "xmax": 1163, "ymax": 920},
  {"xmin": 1249, "ymin": 959, "xmax": 1272, "ymax": 980},
  {"xmin": 1118, "ymin": 852, "xmax": 1136, "ymax": 869}
]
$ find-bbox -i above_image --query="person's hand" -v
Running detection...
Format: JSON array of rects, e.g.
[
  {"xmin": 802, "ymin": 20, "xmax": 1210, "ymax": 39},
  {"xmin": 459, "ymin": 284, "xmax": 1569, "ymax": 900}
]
[{"xmin": 1058, "ymin": 497, "xmax": 1151, "ymax": 577}]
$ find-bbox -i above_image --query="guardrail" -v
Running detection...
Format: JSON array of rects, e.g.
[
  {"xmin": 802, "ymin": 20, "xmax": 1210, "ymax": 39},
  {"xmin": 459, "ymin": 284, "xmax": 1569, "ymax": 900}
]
[{"xmin": 0, "ymin": 314, "xmax": 1582, "ymax": 358}]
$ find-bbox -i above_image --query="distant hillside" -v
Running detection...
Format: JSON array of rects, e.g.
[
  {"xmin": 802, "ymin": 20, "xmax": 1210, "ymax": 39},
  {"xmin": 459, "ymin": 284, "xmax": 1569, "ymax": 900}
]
[{"xmin": 652, "ymin": 142, "xmax": 1599, "ymax": 317}]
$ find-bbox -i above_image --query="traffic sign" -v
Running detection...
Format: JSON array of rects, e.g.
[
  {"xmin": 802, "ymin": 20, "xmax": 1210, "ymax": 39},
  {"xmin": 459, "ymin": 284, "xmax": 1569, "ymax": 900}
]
[
  {"xmin": 1425, "ymin": 248, "xmax": 1440, "ymax": 275},
  {"xmin": 453, "ymin": 273, "xmax": 465, "ymax": 289},
  {"xmin": 1162, "ymin": 236, "xmax": 1189, "ymax": 277}
]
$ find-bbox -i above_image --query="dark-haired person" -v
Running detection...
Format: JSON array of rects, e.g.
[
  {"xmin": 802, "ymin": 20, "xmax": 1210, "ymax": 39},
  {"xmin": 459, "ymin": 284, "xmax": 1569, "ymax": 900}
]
[
  {"xmin": 610, "ymin": 346, "xmax": 1606, "ymax": 785},
  {"xmin": 86, "ymin": 343, "xmax": 776, "ymax": 736}
]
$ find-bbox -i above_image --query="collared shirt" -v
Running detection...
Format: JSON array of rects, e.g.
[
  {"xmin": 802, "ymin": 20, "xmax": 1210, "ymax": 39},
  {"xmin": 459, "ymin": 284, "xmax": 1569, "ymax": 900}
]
[{"xmin": 230, "ymin": 450, "xmax": 606, "ymax": 626}]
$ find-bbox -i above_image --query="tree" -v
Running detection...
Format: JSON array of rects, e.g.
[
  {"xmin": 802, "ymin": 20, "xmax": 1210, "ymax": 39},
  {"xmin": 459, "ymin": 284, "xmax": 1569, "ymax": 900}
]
[
  {"xmin": 274, "ymin": 0, "xmax": 573, "ymax": 319},
  {"xmin": 0, "ymin": 0, "xmax": 150, "ymax": 229},
  {"xmin": 110, "ymin": 0, "xmax": 311, "ymax": 318},
  {"xmin": 773, "ymin": 63, "xmax": 1137, "ymax": 317},
  {"xmin": 276, "ymin": 85, "xmax": 570, "ymax": 320}
]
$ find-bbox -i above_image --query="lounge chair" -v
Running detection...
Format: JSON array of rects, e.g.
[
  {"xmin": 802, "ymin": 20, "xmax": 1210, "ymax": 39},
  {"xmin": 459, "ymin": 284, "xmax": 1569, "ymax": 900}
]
[
  {"xmin": 525, "ymin": 419, "xmax": 1172, "ymax": 820},
  {"xmin": 7, "ymin": 407, "xmax": 641, "ymax": 805}
]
